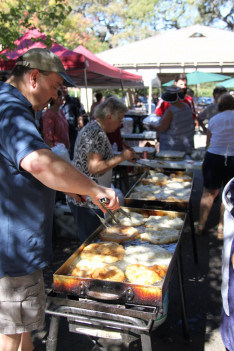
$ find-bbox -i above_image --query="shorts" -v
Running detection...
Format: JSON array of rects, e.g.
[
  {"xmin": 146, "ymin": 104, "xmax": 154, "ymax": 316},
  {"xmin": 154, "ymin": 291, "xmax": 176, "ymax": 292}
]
[
  {"xmin": 202, "ymin": 152, "xmax": 234, "ymax": 190},
  {"xmin": 0, "ymin": 270, "xmax": 46, "ymax": 334}
]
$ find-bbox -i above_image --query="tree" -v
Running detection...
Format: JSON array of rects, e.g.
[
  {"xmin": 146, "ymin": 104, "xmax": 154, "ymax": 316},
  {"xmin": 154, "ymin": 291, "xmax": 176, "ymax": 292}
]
[
  {"xmin": 0, "ymin": 0, "xmax": 108, "ymax": 53},
  {"xmin": 1, "ymin": 0, "xmax": 233, "ymax": 54},
  {"xmin": 195, "ymin": 0, "xmax": 234, "ymax": 30},
  {"xmin": 71, "ymin": 0, "xmax": 198, "ymax": 48},
  {"xmin": 71, "ymin": 0, "xmax": 233, "ymax": 49},
  {"xmin": 0, "ymin": 0, "xmax": 72, "ymax": 50}
]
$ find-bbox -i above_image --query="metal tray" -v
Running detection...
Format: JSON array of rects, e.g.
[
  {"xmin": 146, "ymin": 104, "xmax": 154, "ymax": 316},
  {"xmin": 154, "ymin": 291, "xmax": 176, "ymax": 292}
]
[
  {"xmin": 53, "ymin": 208, "xmax": 187, "ymax": 307},
  {"xmin": 124, "ymin": 170, "xmax": 194, "ymax": 212},
  {"xmin": 155, "ymin": 150, "xmax": 186, "ymax": 160}
]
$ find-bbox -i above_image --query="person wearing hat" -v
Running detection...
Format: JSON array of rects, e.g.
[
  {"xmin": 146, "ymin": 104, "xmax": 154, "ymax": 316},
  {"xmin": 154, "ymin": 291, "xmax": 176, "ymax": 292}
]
[
  {"xmin": 0, "ymin": 48, "xmax": 119, "ymax": 351},
  {"xmin": 149, "ymin": 85, "xmax": 195, "ymax": 153},
  {"xmin": 155, "ymin": 74, "xmax": 196, "ymax": 120}
]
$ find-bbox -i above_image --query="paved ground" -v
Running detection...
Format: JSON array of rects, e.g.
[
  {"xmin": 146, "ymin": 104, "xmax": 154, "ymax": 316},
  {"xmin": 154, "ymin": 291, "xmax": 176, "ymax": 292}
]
[{"xmin": 33, "ymin": 135, "xmax": 226, "ymax": 351}]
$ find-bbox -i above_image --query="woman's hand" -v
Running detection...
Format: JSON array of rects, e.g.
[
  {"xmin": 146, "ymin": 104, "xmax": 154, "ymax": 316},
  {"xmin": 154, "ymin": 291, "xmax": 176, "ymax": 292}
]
[{"xmin": 121, "ymin": 148, "xmax": 138, "ymax": 163}]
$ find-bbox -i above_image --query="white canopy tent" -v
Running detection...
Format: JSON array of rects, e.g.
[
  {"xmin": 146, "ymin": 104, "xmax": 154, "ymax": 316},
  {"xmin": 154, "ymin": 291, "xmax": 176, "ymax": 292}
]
[{"xmin": 97, "ymin": 25, "xmax": 234, "ymax": 84}]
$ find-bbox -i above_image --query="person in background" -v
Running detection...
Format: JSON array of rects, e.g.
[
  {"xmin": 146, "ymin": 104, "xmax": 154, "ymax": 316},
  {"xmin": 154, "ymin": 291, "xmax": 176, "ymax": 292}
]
[
  {"xmin": 77, "ymin": 114, "xmax": 89, "ymax": 131},
  {"xmin": 43, "ymin": 89, "xmax": 70, "ymax": 153},
  {"xmin": 197, "ymin": 86, "xmax": 227, "ymax": 133},
  {"xmin": 134, "ymin": 94, "xmax": 143, "ymax": 108},
  {"xmin": 197, "ymin": 93, "xmax": 234, "ymax": 237},
  {"xmin": 0, "ymin": 48, "xmax": 119, "ymax": 351},
  {"xmin": 90, "ymin": 92, "xmax": 103, "ymax": 120},
  {"xmin": 67, "ymin": 97, "xmax": 137, "ymax": 243},
  {"xmin": 61, "ymin": 86, "xmax": 84, "ymax": 159},
  {"xmin": 220, "ymin": 177, "xmax": 234, "ymax": 351},
  {"xmin": 186, "ymin": 87, "xmax": 195, "ymax": 98},
  {"xmin": 149, "ymin": 85, "xmax": 195, "ymax": 153},
  {"xmin": 155, "ymin": 73, "xmax": 196, "ymax": 121},
  {"xmin": 152, "ymin": 93, "xmax": 159, "ymax": 106}
]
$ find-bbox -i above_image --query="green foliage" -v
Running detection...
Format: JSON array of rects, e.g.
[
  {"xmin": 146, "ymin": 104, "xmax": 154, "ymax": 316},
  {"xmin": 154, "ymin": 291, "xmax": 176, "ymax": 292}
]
[
  {"xmin": 0, "ymin": 0, "xmax": 110, "ymax": 53},
  {"xmin": 0, "ymin": 0, "xmax": 233, "ymax": 55},
  {"xmin": 195, "ymin": 0, "xmax": 234, "ymax": 30},
  {"xmin": 71, "ymin": 0, "xmax": 233, "ymax": 49},
  {"xmin": 0, "ymin": 0, "xmax": 72, "ymax": 50},
  {"xmin": 190, "ymin": 82, "xmax": 217, "ymax": 97},
  {"xmin": 93, "ymin": 88, "xmax": 123, "ymax": 99},
  {"xmin": 71, "ymin": 0, "xmax": 200, "ymax": 47}
]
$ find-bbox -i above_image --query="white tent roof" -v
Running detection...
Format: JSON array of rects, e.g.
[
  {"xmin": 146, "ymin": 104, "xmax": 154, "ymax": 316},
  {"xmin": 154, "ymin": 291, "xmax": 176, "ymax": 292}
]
[{"xmin": 97, "ymin": 25, "xmax": 234, "ymax": 74}]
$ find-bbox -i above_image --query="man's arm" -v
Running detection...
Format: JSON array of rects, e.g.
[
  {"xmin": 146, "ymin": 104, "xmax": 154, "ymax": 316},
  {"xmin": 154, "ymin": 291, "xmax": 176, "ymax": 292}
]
[{"xmin": 20, "ymin": 148, "xmax": 119, "ymax": 211}]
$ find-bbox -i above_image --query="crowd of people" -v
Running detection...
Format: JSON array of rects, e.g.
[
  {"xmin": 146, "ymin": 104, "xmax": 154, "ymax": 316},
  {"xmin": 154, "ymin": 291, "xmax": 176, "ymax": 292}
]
[{"xmin": 0, "ymin": 47, "xmax": 234, "ymax": 351}]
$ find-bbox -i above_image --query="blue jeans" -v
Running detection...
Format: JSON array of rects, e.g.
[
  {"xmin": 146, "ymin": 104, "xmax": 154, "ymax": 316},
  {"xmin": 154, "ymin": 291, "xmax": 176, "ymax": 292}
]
[{"xmin": 68, "ymin": 202, "xmax": 104, "ymax": 243}]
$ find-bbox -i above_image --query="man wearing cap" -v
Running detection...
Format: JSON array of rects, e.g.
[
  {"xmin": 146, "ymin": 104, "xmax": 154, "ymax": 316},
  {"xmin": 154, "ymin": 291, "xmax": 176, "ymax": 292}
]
[{"xmin": 0, "ymin": 48, "xmax": 119, "ymax": 351}]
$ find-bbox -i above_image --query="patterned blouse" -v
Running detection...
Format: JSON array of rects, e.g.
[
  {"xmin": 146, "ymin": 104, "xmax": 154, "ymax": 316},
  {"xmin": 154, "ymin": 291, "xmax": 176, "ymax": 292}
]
[{"xmin": 67, "ymin": 120, "xmax": 113, "ymax": 208}]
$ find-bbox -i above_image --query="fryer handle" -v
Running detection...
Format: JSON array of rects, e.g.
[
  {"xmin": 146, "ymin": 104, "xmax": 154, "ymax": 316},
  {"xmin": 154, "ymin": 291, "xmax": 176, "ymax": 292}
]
[
  {"xmin": 86, "ymin": 290, "xmax": 121, "ymax": 300},
  {"xmin": 79, "ymin": 282, "xmax": 135, "ymax": 302}
]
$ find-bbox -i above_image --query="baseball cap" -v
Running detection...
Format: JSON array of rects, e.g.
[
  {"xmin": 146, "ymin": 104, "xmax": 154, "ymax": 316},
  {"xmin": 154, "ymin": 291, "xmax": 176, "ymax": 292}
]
[
  {"xmin": 16, "ymin": 48, "xmax": 76, "ymax": 87},
  {"xmin": 162, "ymin": 85, "xmax": 181, "ymax": 103}
]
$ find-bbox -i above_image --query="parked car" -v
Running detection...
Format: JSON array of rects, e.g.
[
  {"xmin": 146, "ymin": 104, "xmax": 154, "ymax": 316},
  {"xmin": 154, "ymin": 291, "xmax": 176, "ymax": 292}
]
[{"xmin": 196, "ymin": 96, "xmax": 213, "ymax": 114}]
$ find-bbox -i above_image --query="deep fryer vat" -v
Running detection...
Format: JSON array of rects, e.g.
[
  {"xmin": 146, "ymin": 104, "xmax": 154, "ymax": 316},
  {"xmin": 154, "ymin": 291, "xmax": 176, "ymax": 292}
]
[
  {"xmin": 53, "ymin": 208, "xmax": 187, "ymax": 307},
  {"xmin": 124, "ymin": 170, "xmax": 194, "ymax": 212}
]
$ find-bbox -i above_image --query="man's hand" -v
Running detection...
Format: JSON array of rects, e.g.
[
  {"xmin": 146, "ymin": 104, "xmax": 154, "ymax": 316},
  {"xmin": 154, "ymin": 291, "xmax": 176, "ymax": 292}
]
[{"xmin": 90, "ymin": 186, "xmax": 120, "ymax": 212}]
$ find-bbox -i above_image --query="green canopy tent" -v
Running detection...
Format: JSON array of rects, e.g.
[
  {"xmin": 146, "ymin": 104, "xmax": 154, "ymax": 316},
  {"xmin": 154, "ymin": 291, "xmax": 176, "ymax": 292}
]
[
  {"xmin": 163, "ymin": 71, "xmax": 231, "ymax": 86},
  {"xmin": 218, "ymin": 78, "xmax": 234, "ymax": 89}
]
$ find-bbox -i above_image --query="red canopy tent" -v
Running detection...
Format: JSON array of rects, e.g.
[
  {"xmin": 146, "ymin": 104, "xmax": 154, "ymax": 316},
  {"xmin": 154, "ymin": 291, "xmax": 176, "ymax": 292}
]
[
  {"xmin": 73, "ymin": 45, "xmax": 143, "ymax": 88},
  {"xmin": 0, "ymin": 29, "xmax": 143, "ymax": 88},
  {"xmin": 0, "ymin": 29, "xmax": 85, "ymax": 73}
]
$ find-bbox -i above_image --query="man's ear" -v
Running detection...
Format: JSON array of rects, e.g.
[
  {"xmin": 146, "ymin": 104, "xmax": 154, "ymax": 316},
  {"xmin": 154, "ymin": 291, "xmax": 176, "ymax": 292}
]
[{"xmin": 30, "ymin": 69, "xmax": 40, "ymax": 88}]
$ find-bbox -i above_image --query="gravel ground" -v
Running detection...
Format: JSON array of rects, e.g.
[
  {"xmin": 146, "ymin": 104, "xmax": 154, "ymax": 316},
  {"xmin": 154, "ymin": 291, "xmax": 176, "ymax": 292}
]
[{"xmin": 32, "ymin": 166, "xmax": 226, "ymax": 351}]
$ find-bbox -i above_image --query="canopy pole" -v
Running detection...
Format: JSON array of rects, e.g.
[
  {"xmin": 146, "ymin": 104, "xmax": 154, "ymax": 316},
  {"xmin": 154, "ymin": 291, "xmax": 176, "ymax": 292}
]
[
  {"xmin": 84, "ymin": 68, "xmax": 89, "ymax": 114},
  {"xmin": 148, "ymin": 82, "xmax": 152, "ymax": 114},
  {"xmin": 120, "ymin": 79, "xmax": 124, "ymax": 93}
]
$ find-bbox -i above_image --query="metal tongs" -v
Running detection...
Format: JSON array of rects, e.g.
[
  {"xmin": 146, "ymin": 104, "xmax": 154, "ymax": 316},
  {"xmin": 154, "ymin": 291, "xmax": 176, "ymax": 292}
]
[
  {"xmin": 99, "ymin": 197, "xmax": 131, "ymax": 225},
  {"xmin": 91, "ymin": 208, "xmax": 111, "ymax": 228}
]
